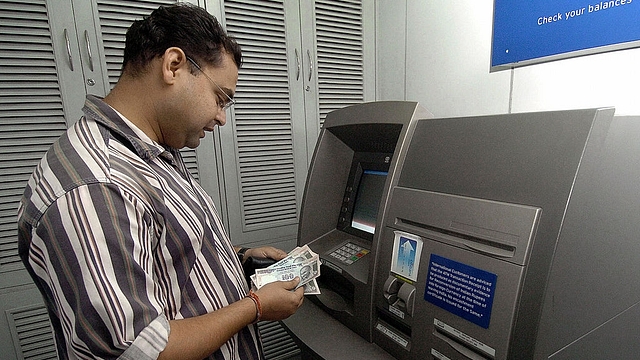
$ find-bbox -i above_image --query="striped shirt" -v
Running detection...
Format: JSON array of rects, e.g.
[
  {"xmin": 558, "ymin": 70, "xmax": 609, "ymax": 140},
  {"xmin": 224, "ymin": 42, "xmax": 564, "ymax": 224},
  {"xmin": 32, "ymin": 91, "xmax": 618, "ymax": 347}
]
[{"xmin": 18, "ymin": 95, "xmax": 262, "ymax": 360}]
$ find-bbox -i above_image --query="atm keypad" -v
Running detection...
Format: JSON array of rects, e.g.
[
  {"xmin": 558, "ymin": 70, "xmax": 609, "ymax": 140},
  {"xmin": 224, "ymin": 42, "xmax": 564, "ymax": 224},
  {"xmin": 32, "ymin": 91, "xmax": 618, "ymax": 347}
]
[{"xmin": 329, "ymin": 242, "xmax": 369, "ymax": 265}]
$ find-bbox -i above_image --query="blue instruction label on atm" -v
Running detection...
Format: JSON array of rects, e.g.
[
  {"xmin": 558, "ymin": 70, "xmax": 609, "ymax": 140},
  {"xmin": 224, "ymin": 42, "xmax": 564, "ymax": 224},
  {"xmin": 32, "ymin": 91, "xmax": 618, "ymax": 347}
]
[{"xmin": 424, "ymin": 254, "xmax": 497, "ymax": 329}]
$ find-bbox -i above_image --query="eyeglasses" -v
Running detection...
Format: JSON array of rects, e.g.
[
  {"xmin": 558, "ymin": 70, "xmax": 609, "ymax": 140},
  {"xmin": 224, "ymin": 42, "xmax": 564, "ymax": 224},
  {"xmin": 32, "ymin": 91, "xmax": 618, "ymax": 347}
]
[{"xmin": 186, "ymin": 56, "xmax": 236, "ymax": 110}]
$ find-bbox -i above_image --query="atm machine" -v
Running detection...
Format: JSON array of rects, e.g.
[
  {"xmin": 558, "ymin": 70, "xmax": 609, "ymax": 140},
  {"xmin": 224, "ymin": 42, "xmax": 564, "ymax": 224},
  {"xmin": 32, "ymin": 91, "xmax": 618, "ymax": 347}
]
[
  {"xmin": 371, "ymin": 108, "xmax": 640, "ymax": 359},
  {"xmin": 296, "ymin": 101, "xmax": 431, "ymax": 342}
]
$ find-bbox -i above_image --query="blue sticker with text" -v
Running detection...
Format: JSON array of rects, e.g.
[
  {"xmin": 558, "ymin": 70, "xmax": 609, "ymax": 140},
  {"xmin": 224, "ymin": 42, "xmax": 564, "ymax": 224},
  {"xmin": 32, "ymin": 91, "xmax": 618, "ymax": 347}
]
[
  {"xmin": 424, "ymin": 254, "xmax": 497, "ymax": 329},
  {"xmin": 492, "ymin": 0, "xmax": 640, "ymax": 67}
]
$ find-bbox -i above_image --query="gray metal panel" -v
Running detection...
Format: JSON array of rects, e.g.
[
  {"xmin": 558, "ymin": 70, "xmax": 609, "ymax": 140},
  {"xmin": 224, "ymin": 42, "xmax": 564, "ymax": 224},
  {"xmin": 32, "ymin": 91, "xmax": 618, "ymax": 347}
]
[
  {"xmin": 546, "ymin": 301, "xmax": 640, "ymax": 360},
  {"xmin": 323, "ymin": 101, "xmax": 425, "ymax": 127},
  {"xmin": 535, "ymin": 116, "xmax": 640, "ymax": 358},
  {"xmin": 372, "ymin": 108, "xmax": 616, "ymax": 360},
  {"xmin": 282, "ymin": 301, "xmax": 395, "ymax": 360},
  {"xmin": 297, "ymin": 130, "xmax": 354, "ymax": 246},
  {"xmin": 398, "ymin": 109, "xmax": 606, "ymax": 208}
]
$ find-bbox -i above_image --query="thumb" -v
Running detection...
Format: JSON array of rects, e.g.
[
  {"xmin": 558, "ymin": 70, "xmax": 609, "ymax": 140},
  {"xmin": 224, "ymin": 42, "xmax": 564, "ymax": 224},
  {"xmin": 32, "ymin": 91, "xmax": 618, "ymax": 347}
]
[{"xmin": 284, "ymin": 277, "xmax": 301, "ymax": 290}]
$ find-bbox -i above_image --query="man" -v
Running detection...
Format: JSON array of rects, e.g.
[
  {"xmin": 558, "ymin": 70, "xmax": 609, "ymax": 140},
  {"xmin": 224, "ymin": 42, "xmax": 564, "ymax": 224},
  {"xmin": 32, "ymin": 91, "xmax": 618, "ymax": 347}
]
[{"xmin": 17, "ymin": 4, "xmax": 304, "ymax": 360}]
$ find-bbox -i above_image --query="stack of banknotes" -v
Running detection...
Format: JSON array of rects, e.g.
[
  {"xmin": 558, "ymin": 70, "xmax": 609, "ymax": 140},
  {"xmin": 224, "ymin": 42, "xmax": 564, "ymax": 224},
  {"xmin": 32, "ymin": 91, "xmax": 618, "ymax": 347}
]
[{"xmin": 250, "ymin": 244, "xmax": 321, "ymax": 295}]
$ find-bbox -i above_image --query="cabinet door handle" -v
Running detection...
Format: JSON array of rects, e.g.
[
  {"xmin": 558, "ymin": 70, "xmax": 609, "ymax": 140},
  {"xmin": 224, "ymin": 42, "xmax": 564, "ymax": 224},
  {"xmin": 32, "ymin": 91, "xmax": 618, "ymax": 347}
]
[
  {"xmin": 295, "ymin": 49, "xmax": 300, "ymax": 81},
  {"xmin": 307, "ymin": 49, "xmax": 313, "ymax": 82},
  {"xmin": 84, "ymin": 30, "xmax": 94, "ymax": 71},
  {"xmin": 64, "ymin": 28, "xmax": 74, "ymax": 71}
]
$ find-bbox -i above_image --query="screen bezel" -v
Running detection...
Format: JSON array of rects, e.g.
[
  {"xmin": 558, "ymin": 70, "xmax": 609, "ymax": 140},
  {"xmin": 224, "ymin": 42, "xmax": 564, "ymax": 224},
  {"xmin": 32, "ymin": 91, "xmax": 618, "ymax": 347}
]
[{"xmin": 337, "ymin": 152, "xmax": 392, "ymax": 241}]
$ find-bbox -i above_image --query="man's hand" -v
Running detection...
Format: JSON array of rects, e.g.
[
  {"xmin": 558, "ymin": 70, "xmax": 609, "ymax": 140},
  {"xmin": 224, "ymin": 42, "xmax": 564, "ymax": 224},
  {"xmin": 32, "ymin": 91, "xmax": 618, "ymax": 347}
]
[
  {"xmin": 245, "ymin": 246, "xmax": 288, "ymax": 261},
  {"xmin": 254, "ymin": 277, "xmax": 305, "ymax": 321},
  {"xmin": 161, "ymin": 278, "xmax": 304, "ymax": 360}
]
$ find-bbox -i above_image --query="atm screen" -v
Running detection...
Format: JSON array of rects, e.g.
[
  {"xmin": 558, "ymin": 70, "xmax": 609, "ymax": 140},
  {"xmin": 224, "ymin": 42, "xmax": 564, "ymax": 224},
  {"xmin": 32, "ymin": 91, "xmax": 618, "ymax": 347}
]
[
  {"xmin": 351, "ymin": 170, "xmax": 388, "ymax": 234},
  {"xmin": 337, "ymin": 152, "xmax": 392, "ymax": 240}
]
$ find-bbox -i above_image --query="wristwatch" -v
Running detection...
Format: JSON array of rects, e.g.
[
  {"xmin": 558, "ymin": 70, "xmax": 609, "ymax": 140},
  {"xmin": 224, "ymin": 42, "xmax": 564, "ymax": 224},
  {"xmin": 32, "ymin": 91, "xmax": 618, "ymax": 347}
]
[{"xmin": 237, "ymin": 247, "xmax": 250, "ymax": 263}]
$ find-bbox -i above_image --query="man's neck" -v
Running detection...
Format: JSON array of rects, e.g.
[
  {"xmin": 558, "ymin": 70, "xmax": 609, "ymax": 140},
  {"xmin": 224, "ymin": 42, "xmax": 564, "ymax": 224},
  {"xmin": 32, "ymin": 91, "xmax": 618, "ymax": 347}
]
[{"xmin": 104, "ymin": 77, "xmax": 160, "ymax": 144}]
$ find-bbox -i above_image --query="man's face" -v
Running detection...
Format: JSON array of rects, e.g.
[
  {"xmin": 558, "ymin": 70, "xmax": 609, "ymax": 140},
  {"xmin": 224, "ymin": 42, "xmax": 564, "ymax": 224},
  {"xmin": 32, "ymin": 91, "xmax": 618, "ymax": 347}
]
[{"xmin": 163, "ymin": 51, "xmax": 238, "ymax": 149}]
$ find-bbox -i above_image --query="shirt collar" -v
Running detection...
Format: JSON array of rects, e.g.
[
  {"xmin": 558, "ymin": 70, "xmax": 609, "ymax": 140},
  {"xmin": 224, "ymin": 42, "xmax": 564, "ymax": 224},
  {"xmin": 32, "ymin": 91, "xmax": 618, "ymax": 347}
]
[{"xmin": 82, "ymin": 94, "xmax": 178, "ymax": 166}]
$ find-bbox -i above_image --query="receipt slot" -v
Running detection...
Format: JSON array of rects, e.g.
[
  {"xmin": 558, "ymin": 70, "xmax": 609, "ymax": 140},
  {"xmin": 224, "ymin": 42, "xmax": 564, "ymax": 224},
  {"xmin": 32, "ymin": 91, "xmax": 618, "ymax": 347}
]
[{"xmin": 369, "ymin": 108, "xmax": 640, "ymax": 359}]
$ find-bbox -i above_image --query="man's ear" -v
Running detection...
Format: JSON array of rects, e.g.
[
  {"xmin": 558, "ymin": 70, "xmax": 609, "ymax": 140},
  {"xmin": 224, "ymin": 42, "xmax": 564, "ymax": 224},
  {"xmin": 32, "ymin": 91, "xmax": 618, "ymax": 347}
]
[{"xmin": 161, "ymin": 47, "xmax": 188, "ymax": 85}]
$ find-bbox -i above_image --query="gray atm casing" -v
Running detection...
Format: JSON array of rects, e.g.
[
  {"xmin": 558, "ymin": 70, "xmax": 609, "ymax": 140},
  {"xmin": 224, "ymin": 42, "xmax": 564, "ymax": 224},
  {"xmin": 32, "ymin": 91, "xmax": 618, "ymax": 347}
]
[
  {"xmin": 297, "ymin": 101, "xmax": 431, "ymax": 341},
  {"xmin": 371, "ymin": 108, "xmax": 640, "ymax": 359}
]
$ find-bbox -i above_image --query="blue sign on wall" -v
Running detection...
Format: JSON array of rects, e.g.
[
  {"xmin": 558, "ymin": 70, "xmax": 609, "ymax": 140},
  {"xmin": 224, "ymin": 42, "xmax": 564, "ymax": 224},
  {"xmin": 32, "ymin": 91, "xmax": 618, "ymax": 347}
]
[
  {"xmin": 492, "ymin": 0, "xmax": 640, "ymax": 70},
  {"xmin": 424, "ymin": 254, "xmax": 498, "ymax": 329}
]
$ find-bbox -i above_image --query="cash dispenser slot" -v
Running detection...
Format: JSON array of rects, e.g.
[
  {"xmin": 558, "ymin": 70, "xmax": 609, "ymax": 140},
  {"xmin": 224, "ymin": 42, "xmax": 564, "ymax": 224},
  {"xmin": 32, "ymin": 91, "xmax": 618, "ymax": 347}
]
[
  {"xmin": 316, "ymin": 261, "xmax": 355, "ymax": 313},
  {"xmin": 387, "ymin": 187, "xmax": 541, "ymax": 266},
  {"xmin": 396, "ymin": 218, "xmax": 516, "ymax": 259}
]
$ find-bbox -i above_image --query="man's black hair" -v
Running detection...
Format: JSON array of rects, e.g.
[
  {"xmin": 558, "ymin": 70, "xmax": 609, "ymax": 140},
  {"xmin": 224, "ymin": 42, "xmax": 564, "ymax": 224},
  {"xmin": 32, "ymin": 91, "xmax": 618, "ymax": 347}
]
[{"xmin": 122, "ymin": 3, "xmax": 242, "ymax": 76}]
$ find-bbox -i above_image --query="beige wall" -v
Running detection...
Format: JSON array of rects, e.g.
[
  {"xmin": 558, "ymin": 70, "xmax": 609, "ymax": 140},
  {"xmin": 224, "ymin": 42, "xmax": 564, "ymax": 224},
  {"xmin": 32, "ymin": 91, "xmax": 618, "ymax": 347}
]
[{"xmin": 377, "ymin": 0, "xmax": 640, "ymax": 117}]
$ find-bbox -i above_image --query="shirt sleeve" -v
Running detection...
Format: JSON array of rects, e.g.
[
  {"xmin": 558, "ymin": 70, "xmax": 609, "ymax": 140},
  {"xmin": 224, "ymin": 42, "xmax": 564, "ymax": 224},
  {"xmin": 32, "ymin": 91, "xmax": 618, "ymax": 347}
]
[
  {"xmin": 118, "ymin": 315, "xmax": 169, "ymax": 360},
  {"xmin": 30, "ymin": 182, "xmax": 170, "ymax": 358}
]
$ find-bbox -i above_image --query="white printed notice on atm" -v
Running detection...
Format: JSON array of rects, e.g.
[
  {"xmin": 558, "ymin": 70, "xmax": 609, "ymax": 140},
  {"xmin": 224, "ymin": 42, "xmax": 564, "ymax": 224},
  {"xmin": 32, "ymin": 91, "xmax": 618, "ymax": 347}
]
[
  {"xmin": 390, "ymin": 231, "xmax": 423, "ymax": 282},
  {"xmin": 425, "ymin": 255, "xmax": 497, "ymax": 329}
]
